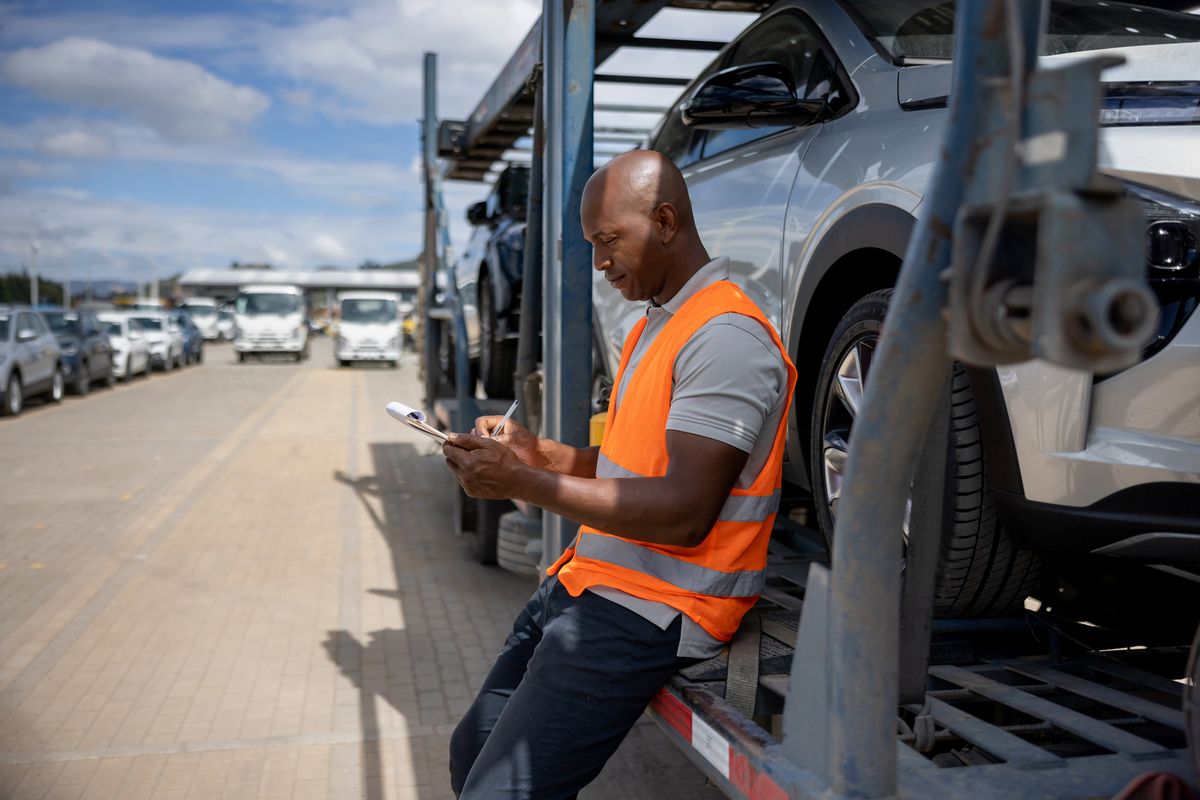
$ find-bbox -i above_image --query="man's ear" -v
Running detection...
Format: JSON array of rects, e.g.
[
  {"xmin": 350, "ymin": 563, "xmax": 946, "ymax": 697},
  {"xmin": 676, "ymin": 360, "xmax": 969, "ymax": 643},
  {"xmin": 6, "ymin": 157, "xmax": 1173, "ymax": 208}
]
[{"xmin": 655, "ymin": 203, "xmax": 678, "ymax": 245}]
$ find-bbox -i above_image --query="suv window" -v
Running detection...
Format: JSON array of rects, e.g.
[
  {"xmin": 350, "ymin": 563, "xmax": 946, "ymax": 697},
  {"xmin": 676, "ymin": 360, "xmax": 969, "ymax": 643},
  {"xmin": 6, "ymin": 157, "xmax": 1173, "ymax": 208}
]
[
  {"xmin": 703, "ymin": 12, "xmax": 834, "ymax": 158},
  {"xmin": 17, "ymin": 313, "xmax": 38, "ymax": 337}
]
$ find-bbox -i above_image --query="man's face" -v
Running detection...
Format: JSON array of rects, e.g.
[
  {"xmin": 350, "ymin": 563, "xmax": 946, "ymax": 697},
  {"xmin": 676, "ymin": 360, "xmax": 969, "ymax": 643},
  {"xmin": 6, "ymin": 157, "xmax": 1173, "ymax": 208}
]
[{"xmin": 581, "ymin": 178, "xmax": 665, "ymax": 303}]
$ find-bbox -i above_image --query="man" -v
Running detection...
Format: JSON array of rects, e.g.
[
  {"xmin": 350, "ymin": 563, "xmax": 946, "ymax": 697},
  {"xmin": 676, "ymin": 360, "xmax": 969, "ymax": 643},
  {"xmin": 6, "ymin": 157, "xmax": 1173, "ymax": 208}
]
[{"xmin": 442, "ymin": 149, "xmax": 796, "ymax": 799}]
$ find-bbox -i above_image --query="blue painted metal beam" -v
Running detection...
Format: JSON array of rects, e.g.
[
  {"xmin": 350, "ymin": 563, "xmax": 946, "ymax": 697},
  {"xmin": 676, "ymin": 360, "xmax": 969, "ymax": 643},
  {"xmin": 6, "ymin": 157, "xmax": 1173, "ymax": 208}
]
[{"xmin": 542, "ymin": 0, "xmax": 595, "ymax": 565}]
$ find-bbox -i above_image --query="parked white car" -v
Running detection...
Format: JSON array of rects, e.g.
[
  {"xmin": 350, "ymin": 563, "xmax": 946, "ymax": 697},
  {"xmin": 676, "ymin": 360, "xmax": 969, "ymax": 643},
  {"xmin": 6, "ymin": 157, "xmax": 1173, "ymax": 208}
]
[
  {"xmin": 124, "ymin": 311, "xmax": 185, "ymax": 372},
  {"xmin": 233, "ymin": 285, "xmax": 308, "ymax": 362},
  {"xmin": 179, "ymin": 297, "xmax": 222, "ymax": 340},
  {"xmin": 335, "ymin": 291, "xmax": 403, "ymax": 368},
  {"xmin": 98, "ymin": 313, "xmax": 150, "ymax": 381},
  {"xmin": 0, "ymin": 304, "xmax": 64, "ymax": 416}
]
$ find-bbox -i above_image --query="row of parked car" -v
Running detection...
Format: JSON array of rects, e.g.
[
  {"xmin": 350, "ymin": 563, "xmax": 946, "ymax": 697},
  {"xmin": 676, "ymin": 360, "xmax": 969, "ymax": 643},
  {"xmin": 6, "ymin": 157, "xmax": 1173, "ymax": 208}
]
[{"xmin": 0, "ymin": 303, "xmax": 206, "ymax": 417}]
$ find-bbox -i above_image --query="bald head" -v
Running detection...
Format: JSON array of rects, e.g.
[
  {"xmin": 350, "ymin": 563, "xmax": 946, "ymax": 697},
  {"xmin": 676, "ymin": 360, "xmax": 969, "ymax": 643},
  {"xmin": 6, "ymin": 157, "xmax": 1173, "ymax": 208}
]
[
  {"xmin": 580, "ymin": 150, "xmax": 711, "ymax": 304},
  {"xmin": 583, "ymin": 150, "xmax": 695, "ymax": 227}
]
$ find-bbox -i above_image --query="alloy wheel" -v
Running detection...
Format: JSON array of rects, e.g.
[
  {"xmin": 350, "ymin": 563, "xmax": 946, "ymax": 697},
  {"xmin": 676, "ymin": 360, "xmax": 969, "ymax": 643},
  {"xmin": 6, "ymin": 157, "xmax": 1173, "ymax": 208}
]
[
  {"xmin": 7, "ymin": 377, "xmax": 21, "ymax": 415},
  {"xmin": 820, "ymin": 334, "xmax": 912, "ymax": 546}
]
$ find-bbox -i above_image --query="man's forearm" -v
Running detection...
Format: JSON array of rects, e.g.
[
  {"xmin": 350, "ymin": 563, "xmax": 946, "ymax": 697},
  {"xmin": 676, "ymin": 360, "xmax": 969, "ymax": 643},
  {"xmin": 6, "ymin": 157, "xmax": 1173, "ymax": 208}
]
[
  {"xmin": 512, "ymin": 466, "xmax": 703, "ymax": 547},
  {"xmin": 536, "ymin": 441, "xmax": 598, "ymax": 479}
]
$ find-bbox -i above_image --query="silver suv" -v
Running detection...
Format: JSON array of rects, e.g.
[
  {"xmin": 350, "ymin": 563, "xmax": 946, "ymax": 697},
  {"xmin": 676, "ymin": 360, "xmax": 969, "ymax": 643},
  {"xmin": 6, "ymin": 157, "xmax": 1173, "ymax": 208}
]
[
  {"xmin": 0, "ymin": 305, "xmax": 65, "ymax": 417},
  {"xmin": 592, "ymin": 0, "xmax": 1200, "ymax": 616}
]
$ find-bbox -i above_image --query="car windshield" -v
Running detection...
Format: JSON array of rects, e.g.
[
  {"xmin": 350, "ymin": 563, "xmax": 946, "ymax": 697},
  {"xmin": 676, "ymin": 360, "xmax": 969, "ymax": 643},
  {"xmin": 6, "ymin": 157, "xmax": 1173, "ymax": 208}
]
[
  {"xmin": 849, "ymin": 0, "xmax": 1200, "ymax": 62},
  {"xmin": 130, "ymin": 316, "xmax": 163, "ymax": 332},
  {"xmin": 103, "ymin": 321, "xmax": 123, "ymax": 337},
  {"xmin": 341, "ymin": 299, "xmax": 397, "ymax": 323},
  {"xmin": 0, "ymin": 316, "xmax": 8, "ymax": 340},
  {"xmin": 237, "ymin": 293, "xmax": 301, "ymax": 315},
  {"xmin": 42, "ymin": 312, "xmax": 80, "ymax": 335}
]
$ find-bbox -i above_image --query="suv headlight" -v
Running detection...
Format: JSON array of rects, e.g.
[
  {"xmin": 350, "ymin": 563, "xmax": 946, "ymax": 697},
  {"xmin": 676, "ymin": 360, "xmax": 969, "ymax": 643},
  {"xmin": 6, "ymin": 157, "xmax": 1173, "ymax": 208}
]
[{"xmin": 1126, "ymin": 182, "xmax": 1200, "ymax": 360}]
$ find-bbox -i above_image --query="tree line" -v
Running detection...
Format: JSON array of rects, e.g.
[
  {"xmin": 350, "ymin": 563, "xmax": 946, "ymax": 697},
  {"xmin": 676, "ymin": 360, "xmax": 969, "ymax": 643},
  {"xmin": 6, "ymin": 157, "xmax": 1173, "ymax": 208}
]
[{"xmin": 0, "ymin": 272, "xmax": 64, "ymax": 305}]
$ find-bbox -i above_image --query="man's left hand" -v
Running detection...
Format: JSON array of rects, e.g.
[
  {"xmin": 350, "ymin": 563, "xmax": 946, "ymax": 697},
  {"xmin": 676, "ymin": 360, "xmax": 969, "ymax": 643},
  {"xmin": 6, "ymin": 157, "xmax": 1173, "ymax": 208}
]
[{"xmin": 442, "ymin": 433, "xmax": 527, "ymax": 499}]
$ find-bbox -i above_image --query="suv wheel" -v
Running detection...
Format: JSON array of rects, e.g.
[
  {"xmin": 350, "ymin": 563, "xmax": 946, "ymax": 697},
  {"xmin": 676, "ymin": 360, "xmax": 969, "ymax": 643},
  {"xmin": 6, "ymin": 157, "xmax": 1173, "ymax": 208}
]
[
  {"xmin": 810, "ymin": 290, "xmax": 1042, "ymax": 617},
  {"xmin": 479, "ymin": 276, "xmax": 517, "ymax": 398},
  {"xmin": 3, "ymin": 373, "xmax": 22, "ymax": 416},
  {"xmin": 49, "ymin": 365, "xmax": 64, "ymax": 403},
  {"xmin": 73, "ymin": 361, "xmax": 90, "ymax": 396}
]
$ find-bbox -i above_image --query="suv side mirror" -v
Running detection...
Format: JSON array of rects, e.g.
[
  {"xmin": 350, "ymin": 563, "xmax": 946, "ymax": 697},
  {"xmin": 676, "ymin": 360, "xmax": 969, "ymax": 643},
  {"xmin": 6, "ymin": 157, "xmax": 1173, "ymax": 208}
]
[
  {"xmin": 681, "ymin": 61, "xmax": 826, "ymax": 130},
  {"xmin": 16, "ymin": 328, "xmax": 37, "ymax": 342},
  {"xmin": 466, "ymin": 201, "xmax": 489, "ymax": 226}
]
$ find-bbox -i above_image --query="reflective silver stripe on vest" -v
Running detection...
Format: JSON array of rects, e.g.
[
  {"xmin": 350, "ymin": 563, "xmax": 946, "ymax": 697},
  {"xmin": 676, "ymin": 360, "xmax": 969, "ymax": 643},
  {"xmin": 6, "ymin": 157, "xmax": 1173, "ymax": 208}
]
[
  {"xmin": 596, "ymin": 452, "xmax": 643, "ymax": 480},
  {"xmin": 718, "ymin": 489, "xmax": 781, "ymax": 522},
  {"xmin": 576, "ymin": 532, "xmax": 765, "ymax": 597},
  {"xmin": 598, "ymin": 454, "xmax": 779, "ymax": 523}
]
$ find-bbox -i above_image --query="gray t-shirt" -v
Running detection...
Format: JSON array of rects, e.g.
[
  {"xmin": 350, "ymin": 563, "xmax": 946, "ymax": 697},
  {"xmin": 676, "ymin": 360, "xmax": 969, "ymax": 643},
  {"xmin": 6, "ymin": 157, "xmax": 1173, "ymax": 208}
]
[{"xmin": 590, "ymin": 257, "xmax": 787, "ymax": 657}]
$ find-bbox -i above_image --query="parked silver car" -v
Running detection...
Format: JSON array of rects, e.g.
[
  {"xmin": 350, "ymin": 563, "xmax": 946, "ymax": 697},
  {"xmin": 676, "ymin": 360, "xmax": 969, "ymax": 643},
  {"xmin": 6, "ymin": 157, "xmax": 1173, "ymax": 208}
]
[
  {"xmin": 0, "ymin": 305, "xmax": 65, "ymax": 416},
  {"xmin": 593, "ymin": 0, "xmax": 1200, "ymax": 616}
]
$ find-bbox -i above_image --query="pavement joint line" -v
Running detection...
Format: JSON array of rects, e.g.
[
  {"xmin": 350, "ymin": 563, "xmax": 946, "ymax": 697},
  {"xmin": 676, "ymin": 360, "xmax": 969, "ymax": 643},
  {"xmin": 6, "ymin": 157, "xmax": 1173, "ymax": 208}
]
[
  {"xmin": 0, "ymin": 370, "xmax": 307, "ymax": 710},
  {"xmin": 0, "ymin": 725, "xmax": 451, "ymax": 766}
]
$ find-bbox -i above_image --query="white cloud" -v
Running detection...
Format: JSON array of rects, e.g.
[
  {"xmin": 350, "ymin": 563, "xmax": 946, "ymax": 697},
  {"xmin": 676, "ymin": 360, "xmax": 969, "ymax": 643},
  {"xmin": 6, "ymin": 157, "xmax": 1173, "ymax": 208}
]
[
  {"xmin": 311, "ymin": 233, "xmax": 348, "ymax": 261},
  {"xmin": 0, "ymin": 118, "xmax": 412, "ymax": 209},
  {"xmin": 39, "ymin": 130, "xmax": 111, "ymax": 158},
  {"xmin": 1, "ymin": 37, "xmax": 269, "ymax": 142},
  {"xmin": 262, "ymin": 0, "xmax": 541, "ymax": 124},
  {"xmin": 0, "ymin": 190, "xmax": 424, "ymax": 281}
]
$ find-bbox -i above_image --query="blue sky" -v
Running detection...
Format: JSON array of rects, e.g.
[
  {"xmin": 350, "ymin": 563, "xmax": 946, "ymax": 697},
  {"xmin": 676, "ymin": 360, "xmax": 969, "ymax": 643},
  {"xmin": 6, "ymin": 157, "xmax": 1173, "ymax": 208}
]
[{"xmin": 0, "ymin": 0, "xmax": 750, "ymax": 284}]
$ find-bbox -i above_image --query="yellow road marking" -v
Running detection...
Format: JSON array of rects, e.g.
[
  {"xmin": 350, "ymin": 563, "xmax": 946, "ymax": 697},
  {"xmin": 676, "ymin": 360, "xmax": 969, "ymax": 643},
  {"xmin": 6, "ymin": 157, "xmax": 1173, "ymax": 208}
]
[
  {"xmin": 29, "ymin": 562, "xmax": 45, "ymax": 570},
  {"xmin": 32, "ymin": 522, "xmax": 47, "ymax": 530}
]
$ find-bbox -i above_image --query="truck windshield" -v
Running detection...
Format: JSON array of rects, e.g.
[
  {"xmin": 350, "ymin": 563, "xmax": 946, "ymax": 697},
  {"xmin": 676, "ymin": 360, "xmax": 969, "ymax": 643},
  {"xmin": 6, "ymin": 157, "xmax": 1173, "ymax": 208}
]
[
  {"xmin": 849, "ymin": 0, "xmax": 1200, "ymax": 62},
  {"xmin": 130, "ymin": 317, "xmax": 163, "ymax": 332},
  {"xmin": 237, "ymin": 294, "xmax": 301, "ymax": 315},
  {"xmin": 341, "ymin": 299, "xmax": 397, "ymax": 323},
  {"xmin": 42, "ymin": 312, "xmax": 80, "ymax": 335},
  {"xmin": 186, "ymin": 305, "xmax": 216, "ymax": 318}
]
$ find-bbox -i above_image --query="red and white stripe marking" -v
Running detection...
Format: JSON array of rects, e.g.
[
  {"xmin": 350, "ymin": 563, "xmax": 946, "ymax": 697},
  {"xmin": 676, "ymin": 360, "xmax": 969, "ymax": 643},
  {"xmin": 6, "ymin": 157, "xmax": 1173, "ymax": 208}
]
[{"xmin": 650, "ymin": 688, "xmax": 788, "ymax": 800}]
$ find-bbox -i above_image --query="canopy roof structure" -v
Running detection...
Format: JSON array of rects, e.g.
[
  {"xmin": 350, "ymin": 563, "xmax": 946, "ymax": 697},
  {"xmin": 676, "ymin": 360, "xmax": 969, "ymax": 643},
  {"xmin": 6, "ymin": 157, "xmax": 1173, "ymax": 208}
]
[{"xmin": 438, "ymin": 0, "xmax": 773, "ymax": 181}]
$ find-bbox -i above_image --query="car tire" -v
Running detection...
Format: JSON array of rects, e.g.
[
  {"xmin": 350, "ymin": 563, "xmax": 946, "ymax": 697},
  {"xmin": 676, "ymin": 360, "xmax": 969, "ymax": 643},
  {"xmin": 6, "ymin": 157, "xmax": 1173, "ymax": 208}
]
[
  {"xmin": 237, "ymin": 352, "xmax": 246, "ymax": 363},
  {"xmin": 810, "ymin": 289, "xmax": 1042, "ymax": 618},
  {"xmin": 2, "ymin": 373, "xmax": 22, "ymax": 416},
  {"xmin": 472, "ymin": 498, "xmax": 510, "ymax": 565},
  {"xmin": 1186, "ymin": 621, "xmax": 1199, "ymax": 773},
  {"xmin": 497, "ymin": 510, "xmax": 541, "ymax": 576},
  {"xmin": 49, "ymin": 365, "xmax": 64, "ymax": 404},
  {"xmin": 197, "ymin": 348, "xmax": 203, "ymax": 365},
  {"xmin": 479, "ymin": 275, "xmax": 517, "ymax": 399},
  {"xmin": 104, "ymin": 361, "xmax": 116, "ymax": 388},
  {"xmin": 73, "ymin": 361, "xmax": 90, "ymax": 396},
  {"xmin": 121, "ymin": 357, "xmax": 132, "ymax": 382}
]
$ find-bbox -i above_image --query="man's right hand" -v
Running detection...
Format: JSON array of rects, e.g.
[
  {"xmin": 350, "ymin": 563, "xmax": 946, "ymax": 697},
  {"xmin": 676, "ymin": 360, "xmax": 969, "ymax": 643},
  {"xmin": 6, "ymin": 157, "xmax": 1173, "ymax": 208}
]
[{"xmin": 474, "ymin": 415, "xmax": 546, "ymax": 470}]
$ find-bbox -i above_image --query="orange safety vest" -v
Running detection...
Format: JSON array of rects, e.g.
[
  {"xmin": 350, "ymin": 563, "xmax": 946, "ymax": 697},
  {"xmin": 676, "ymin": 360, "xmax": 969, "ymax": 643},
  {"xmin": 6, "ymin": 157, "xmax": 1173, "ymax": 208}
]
[{"xmin": 548, "ymin": 279, "xmax": 798, "ymax": 642}]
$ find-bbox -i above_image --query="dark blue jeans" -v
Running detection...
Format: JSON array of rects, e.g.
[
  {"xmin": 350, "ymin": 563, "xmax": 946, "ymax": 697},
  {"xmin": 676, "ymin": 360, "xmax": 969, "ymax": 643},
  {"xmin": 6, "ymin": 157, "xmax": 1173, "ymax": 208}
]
[{"xmin": 449, "ymin": 576, "xmax": 696, "ymax": 799}]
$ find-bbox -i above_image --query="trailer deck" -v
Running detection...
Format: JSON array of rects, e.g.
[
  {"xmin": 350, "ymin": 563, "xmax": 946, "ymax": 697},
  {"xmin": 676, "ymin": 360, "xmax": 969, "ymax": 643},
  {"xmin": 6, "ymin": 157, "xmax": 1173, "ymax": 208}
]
[{"xmin": 647, "ymin": 525, "xmax": 1197, "ymax": 799}]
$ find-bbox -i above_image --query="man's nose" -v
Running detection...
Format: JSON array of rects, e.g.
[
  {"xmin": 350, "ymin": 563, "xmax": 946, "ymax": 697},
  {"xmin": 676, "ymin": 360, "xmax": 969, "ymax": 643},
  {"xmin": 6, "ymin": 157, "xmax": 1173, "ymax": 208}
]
[{"xmin": 592, "ymin": 251, "xmax": 611, "ymax": 272}]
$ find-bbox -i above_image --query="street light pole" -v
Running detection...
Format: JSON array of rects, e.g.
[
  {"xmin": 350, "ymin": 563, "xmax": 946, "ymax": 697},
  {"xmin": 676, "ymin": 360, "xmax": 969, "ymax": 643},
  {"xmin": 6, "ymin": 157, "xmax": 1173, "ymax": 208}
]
[{"xmin": 30, "ymin": 239, "xmax": 39, "ymax": 307}]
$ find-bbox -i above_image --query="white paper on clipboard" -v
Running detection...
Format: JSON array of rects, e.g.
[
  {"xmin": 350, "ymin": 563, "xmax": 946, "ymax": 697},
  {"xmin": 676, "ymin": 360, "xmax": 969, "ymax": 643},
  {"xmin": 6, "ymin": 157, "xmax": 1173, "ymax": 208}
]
[{"xmin": 386, "ymin": 401, "xmax": 449, "ymax": 442}]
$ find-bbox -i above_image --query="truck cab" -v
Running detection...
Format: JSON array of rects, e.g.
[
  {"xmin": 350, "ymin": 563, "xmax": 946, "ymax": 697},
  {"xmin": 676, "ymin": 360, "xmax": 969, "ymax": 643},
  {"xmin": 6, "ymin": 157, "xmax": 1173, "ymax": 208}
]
[
  {"xmin": 233, "ymin": 284, "xmax": 308, "ymax": 362},
  {"xmin": 335, "ymin": 291, "xmax": 403, "ymax": 368}
]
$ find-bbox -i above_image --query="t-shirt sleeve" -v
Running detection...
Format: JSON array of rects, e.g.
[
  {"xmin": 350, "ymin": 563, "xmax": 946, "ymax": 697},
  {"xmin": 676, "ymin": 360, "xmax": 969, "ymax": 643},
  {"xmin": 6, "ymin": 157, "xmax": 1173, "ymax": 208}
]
[{"xmin": 666, "ymin": 314, "xmax": 787, "ymax": 453}]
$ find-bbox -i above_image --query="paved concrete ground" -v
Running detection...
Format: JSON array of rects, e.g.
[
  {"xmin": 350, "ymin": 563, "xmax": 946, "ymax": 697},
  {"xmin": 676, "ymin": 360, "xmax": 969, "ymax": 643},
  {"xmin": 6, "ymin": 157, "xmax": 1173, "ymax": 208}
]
[{"xmin": 0, "ymin": 338, "xmax": 713, "ymax": 799}]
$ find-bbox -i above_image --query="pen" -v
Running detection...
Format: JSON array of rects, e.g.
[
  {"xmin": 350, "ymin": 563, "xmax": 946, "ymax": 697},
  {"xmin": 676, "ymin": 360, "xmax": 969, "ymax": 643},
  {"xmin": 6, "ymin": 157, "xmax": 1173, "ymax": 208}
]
[{"xmin": 489, "ymin": 399, "xmax": 519, "ymax": 438}]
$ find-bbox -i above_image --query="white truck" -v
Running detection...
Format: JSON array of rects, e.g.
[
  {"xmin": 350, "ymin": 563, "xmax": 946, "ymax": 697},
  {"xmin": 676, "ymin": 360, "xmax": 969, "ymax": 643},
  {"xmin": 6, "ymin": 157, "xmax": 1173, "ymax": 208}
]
[
  {"xmin": 233, "ymin": 284, "xmax": 308, "ymax": 362},
  {"xmin": 335, "ymin": 291, "xmax": 403, "ymax": 368},
  {"xmin": 179, "ymin": 297, "xmax": 222, "ymax": 340}
]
